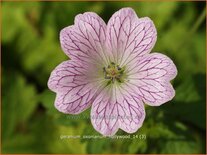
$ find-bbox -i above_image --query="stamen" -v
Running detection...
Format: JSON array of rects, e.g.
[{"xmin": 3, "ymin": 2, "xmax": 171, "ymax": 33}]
[{"xmin": 103, "ymin": 62, "xmax": 125, "ymax": 84}]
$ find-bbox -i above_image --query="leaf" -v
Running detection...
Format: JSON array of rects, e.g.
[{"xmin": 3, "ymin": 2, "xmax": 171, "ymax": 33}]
[
  {"xmin": 2, "ymin": 133, "xmax": 36, "ymax": 153},
  {"xmin": 2, "ymin": 72, "xmax": 38, "ymax": 151},
  {"xmin": 128, "ymin": 138, "xmax": 147, "ymax": 154},
  {"xmin": 50, "ymin": 125, "xmax": 86, "ymax": 154},
  {"xmin": 2, "ymin": 2, "xmax": 41, "ymax": 43},
  {"xmin": 86, "ymin": 138, "xmax": 109, "ymax": 154},
  {"xmin": 161, "ymin": 138, "xmax": 202, "ymax": 154},
  {"xmin": 39, "ymin": 90, "xmax": 56, "ymax": 114},
  {"xmin": 141, "ymin": 111, "xmax": 204, "ymax": 153},
  {"xmin": 174, "ymin": 76, "xmax": 200, "ymax": 102},
  {"xmin": 161, "ymin": 73, "xmax": 206, "ymax": 129},
  {"xmin": 190, "ymin": 33, "xmax": 206, "ymax": 73}
]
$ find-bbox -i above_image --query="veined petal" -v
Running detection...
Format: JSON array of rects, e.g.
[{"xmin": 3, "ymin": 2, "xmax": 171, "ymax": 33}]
[
  {"xmin": 60, "ymin": 12, "xmax": 108, "ymax": 66},
  {"xmin": 106, "ymin": 8, "xmax": 157, "ymax": 66},
  {"xmin": 91, "ymin": 85, "xmax": 145, "ymax": 136},
  {"xmin": 48, "ymin": 60, "xmax": 103, "ymax": 114},
  {"xmin": 116, "ymin": 85, "xmax": 145, "ymax": 133},
  {"xmin": 91, "ymin": 87, "xmax": 119, "ymax": 136},
  {"xmin": 127, "ymin": 53, "xmax": 177, "ymax": 106}
]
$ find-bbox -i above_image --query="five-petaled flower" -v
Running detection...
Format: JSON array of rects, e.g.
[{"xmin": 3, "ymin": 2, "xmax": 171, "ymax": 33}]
[{"xmin": 48, "ymin": 8, "xmax": 177, "ymax": 136}]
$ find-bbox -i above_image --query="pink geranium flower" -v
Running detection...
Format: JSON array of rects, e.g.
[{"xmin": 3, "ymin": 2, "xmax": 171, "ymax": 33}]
[{"xmin": 48, "ymin": 8, "xmax": 177, "ymax": 136}]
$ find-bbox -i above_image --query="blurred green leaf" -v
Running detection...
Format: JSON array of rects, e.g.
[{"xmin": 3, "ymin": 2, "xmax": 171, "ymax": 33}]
[
  {"xmin": 2, "ymin": 72, "xmax": 38, "ymax": 150},
  {"xmin": 86, "ymin": 138, "xmax": 109, "ymax": 154},
  {"xmin": 161, "ymin": 138, "xmax": 202, "ymax": 154},
  {"xmin": 39, "ymin": 90, "xmax": 56, "ymax": 114},
  {"xmin": 2, "ymin": 2, "xmax": 41, "ymax": 43},
  {"xmin": 2, "ymin": 133, "xmax": 36, "ymax": 153},
  {"xmin": 174, "ymin": 77, "xmax": 200, "ymax": 102}
]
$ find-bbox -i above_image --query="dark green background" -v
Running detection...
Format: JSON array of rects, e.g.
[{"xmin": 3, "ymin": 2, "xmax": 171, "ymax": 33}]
[{"xmin": 1, "ymin": 1, "xmax": 206, "ymax": 154}]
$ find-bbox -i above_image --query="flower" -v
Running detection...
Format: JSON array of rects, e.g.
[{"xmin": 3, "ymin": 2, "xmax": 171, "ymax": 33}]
[{"xmin": 48, "ymin": 7, "xmax": 177, "ymax": 136}]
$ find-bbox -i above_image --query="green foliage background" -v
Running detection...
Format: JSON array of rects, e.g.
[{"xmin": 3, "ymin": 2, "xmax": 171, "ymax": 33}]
[{"xmin": 1, "ymin": 1, "xmax": 206, "ymax": 154}]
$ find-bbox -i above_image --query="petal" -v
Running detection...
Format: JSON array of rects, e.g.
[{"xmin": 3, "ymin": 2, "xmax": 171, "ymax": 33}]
[
  {"xmin": 91, "ymin": 85, "xmax": 145, "ymax": 136},
  {"xmin": 60, "ymin": 12, "xmax": 109, "ymax": 66},
  {"xmin": 127, "ymin": 53, "xmax": 177, "ymax": 106},
  {"xmin": 106, "ymin": 7, "xmax": 157, "ymax": 66},
  {"xmin": 48, "ymin": 60, "xmax": 102, "ymax": 114},
  {"xmin": 90, "ymin": 87, "xmax": 119, "ymax": 136},
  {"xmin": 116, "ymin": 85, "xmax": 146, "ymax": 133}
]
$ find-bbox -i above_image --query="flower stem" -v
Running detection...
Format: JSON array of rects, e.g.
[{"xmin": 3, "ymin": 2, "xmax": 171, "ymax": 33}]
[
  {"xmin": 190, "ymin": 7, "xmax": 206, "ymax": 35},
  {"xmin": 177, "ymin": 7, "xmax": 206, "ymax": 50}
]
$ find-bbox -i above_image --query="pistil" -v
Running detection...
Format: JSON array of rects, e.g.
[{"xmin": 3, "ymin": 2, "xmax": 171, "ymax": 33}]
[{"xmin": 103, "ymin": 62, "xmax": 125, "ymax": 84}]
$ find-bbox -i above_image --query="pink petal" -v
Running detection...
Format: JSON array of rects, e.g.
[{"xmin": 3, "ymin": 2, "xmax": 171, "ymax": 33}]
[
  {"xmin": 91, "ymin": 85, "xmax": 145, "ymax": 136},
  {"xmin": 106, "ymin": 8, "xmax": 157, "ymax": 65},
  {"xmin": 127, "ymin": 53, "xmax": 177, "ymax": 106},
  {"xmin": 60, "ymin": 12, "xmax": 109, "ymax": 66},
  {"xmin": 48, "ymin": 60, "xmax": 102, "ymax": 114},
  {"xmin": 90, "ymin": 87, "xmax": 119, "ymax": 136},
  {"xmin": 116, "ymin": 85, "xmax": 146, "ymax": 133}
]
